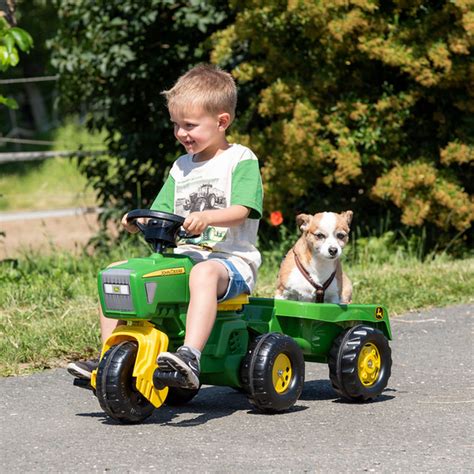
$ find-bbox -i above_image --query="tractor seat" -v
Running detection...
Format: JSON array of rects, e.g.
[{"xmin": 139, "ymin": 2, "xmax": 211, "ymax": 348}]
[{"xmin": 217, "ymin": 293, "xmax": 249, "ymax": 311}]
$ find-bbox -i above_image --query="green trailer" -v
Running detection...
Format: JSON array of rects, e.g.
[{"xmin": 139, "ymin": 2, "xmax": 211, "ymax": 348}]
[{"xmin": 89, "ymin": 210, "xmax": 392, "ymax": 423}]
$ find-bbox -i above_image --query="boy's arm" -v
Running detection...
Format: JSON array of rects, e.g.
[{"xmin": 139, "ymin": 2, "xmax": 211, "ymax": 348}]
[
  {"xmin": 183, "ymin": 205, "xmax": 249, "ymax": 235},
  {"xmin": 183, "ymin": 155, "xmax": 263, "ymax": 235},
  {"xmin": 230, "ymin": 157, "xmax": 263, "ymax": 219}
]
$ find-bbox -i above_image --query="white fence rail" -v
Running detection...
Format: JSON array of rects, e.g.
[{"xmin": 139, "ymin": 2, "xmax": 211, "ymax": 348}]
[{"xmin": 0, "ymin": 150, "xmax": 105, "ymax": 164}]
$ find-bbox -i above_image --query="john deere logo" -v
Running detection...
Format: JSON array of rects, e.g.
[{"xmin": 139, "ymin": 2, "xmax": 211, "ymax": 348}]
[
  {"xmin": 375, "ymin": 307, "xmax": 384, "ymax": 320},
  {"xmin": 144, "ymin": 267, "xmax": 186, "ymax": 278},
  {"xmin": 113, "ymin": 286, "xmax": 121, "ymax": 293}
]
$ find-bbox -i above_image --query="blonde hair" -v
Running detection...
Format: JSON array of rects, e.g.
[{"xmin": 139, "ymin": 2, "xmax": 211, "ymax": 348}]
[{"xmin": 162, "ymin": 64, "xmax": 237, "ymax": 121}]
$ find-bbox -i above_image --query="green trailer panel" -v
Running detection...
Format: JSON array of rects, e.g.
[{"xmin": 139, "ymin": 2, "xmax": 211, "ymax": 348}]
[{"xmin": 242, "ymin": 297, "xmax": 392, "ymax": 362}]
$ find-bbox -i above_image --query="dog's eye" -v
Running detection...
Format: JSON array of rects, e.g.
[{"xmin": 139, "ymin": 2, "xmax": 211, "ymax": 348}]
[
  {"xmin": 336, "ymin": 232, "xmax": 347, "ymax": 240},
  {"xmin": 315, "ymin": 232, "xmax": 325, "ymax": 240}
]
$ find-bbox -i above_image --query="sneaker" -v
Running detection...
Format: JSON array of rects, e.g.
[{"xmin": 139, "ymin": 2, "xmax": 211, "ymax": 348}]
[
  {"xmin": 67, "ymin": 358, "xmax": 99, "ymax": 380},
  {"xmin": 157, "ymin": 347, "xmax": 200, "ymax": 389}
]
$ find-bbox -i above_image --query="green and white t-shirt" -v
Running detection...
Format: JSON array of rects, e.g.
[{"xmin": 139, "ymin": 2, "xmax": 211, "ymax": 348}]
[{"xmin": 151, "ymin": 144, "xmax": 263, "ymax": 291}]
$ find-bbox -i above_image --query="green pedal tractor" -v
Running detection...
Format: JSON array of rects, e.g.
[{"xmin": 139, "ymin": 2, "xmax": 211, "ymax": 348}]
[{"xmin": 89, "ymin": 210, "xmax": 392, "ymax": 424}]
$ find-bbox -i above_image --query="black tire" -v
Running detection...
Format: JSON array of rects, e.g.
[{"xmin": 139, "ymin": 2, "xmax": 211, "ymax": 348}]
[
  {"xmin": 96, "ymin": 341, "xmax": 155, "ymax": 423},
  {"xmin": 240, "ymin": 333, "xmax": 305, "ymax": 413},
  {"xmin": 328, "ymin": 325, "xmax": 392, "ymax": 402},
  {"xmin": 208, "ymin": 194, "xmax": 216, "ymax": 208},
  {"xmin": 165, "ymin": 386, "xmax": 200, "ymax": 406}
]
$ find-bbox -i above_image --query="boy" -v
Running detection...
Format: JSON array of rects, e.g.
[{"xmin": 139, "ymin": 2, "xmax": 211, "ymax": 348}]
[{"xmin": 68, "ymin": 64, "xmax": 263, "ymax": 390}]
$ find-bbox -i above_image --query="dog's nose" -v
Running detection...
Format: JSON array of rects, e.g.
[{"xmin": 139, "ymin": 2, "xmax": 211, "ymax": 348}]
[{"xmin": 328, "ymin": 246, "xmax": 338, "ymax": 257}]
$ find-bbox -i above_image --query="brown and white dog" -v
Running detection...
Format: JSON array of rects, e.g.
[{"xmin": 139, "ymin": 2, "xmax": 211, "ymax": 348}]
[{"xmin": 275, "ymin": 211, "xmax": 353, "ymax": 304}]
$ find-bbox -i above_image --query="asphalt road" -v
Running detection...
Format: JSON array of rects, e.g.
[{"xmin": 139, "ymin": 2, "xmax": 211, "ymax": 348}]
[{"xmin": 1, "ymin": 305, "xmax": 472, "ymax": 473}]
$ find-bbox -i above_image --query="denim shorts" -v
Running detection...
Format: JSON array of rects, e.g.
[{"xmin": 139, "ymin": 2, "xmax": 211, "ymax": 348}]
[{"xmin": 214, "ymin": 259, "xmax": 251, "ymax": 303}]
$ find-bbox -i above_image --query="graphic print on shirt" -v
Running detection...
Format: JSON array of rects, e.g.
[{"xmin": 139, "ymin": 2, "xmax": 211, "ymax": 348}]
[{"xmin": 175, "ymin": 175, "xmax": 228, "ymax": 247}]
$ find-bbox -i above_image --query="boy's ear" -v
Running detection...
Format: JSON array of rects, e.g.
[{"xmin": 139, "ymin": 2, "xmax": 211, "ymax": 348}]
[
  {"xmin": 296, "ymin": 213, "xmax": 311, "ymax": 232},
  {"xmin": 217, "ymin": 112, "xmax": 231, "ymax": 131}
]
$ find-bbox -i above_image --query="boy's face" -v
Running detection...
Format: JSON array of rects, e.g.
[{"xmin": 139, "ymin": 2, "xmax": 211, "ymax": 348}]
[{"xmin": 169, "ymin": 107, "xmax": 230, "ymax": 160}]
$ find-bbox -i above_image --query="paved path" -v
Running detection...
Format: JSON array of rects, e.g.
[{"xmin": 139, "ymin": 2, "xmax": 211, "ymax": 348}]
[
  {"xmin": 0, "ymin": 208, "xmax": 112, "ymax": 259},
  {"xmin": 1, "ymin": 305, "xmax": 472, "ymax": 473}
]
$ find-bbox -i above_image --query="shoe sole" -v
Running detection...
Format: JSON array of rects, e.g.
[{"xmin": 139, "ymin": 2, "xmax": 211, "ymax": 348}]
[
  {"xmin": 157, "ymin": 352, "xmax": 200, "ymax": 389},
  {"xmin": 67, "ymin": 362, "xmax": 92, "ymax": 380}
]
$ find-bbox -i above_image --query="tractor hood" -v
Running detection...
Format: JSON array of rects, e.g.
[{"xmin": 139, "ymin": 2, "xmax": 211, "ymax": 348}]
[{"xmin": 98, "ymin": 253, "xmax": 194, "ymax": 320}]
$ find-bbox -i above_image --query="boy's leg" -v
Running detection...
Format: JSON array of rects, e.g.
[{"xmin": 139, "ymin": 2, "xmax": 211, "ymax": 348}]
[
  {"xmin": 99, "ymin": 304, "xmax": 123, "ymax": 344},
  {"xmin": 67, "ymin": 261, "xmax": 126, "ymax": 379},
  {"xmin": 156, "ymin": 260, "xmax": 229, "ymax": 389},
  {"xmin": 185, "ymin": 260, "xmax": 229, "ymax": 350}
]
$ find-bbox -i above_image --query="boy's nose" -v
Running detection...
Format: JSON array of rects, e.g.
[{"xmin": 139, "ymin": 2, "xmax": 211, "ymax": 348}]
[{"xmin": 176, "ymin": 128, "xmax": 187, "ymax": 138}]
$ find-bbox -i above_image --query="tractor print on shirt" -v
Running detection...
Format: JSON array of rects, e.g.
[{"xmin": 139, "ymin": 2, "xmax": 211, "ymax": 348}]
[{"xmin": 182, "ymin": 183, "xmax": 227, "ymax": 212}]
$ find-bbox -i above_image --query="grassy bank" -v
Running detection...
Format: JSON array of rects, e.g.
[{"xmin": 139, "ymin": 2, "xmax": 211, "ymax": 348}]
[
  {"xmin": 0, "ymin": 120, "xmax": 102, "ymax": 212},
  {"xmin": 1, "ymin": 239, "xmax": 473, "ymax": 376}
]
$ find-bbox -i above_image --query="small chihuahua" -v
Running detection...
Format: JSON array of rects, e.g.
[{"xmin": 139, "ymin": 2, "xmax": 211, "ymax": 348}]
[{"xmin": 275, "ymin": 211, "xmax": 353, "ymax": 304}]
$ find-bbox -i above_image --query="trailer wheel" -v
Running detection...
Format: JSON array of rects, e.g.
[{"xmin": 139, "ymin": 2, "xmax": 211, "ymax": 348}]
[
  {"xmin": 240, "ymin": 333, "xmax": 305, "ymax": 413},
  {"xmin": 165, "ymin": 386, "xmax": 200, "ymax": 406},
  {"xmin": 328, "ymin": 325, "xmax": 392, "ymax": 402},
  {"xmin": 96, "ymin": 341, "xmax": 155, "ymax": 424}
]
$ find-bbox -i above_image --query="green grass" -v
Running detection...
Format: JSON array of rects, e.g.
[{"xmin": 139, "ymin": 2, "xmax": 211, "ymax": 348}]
[
  {"xmin": 0, "ymin": 119, "xmax": 104, "ymax": 211},
  {"xmin": 1, "ymin": 237, "xmax": 473, "ymax": 376}
]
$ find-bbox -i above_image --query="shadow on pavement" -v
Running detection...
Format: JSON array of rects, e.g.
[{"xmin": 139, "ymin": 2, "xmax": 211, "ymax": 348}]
[
  {"xmin": 75, "ymin": 380, "xmax": 354, "ymax": 426},
  {"xmin": 300, "ymin": 379, "xmax": 337, "ymax": 401}
]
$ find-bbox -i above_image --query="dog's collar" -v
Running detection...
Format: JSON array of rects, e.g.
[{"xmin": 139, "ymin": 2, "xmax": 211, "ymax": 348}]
[{"xmin": 292, "ymin": 249, "xmax": 337, "ymax": 303}]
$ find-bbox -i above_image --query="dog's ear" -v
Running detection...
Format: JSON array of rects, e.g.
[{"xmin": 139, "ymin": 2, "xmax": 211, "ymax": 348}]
[
  {"xmin": 341, "ymin": 210, "xmax": 353, "ymax": 226},
  {"xmin": 296, "ymin": 213, "xmax": 311, "ymax": 232}
]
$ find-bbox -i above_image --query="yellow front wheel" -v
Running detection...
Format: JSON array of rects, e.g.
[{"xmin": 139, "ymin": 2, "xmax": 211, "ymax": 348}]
[{"xmin": 96, "ymin": 341, "xmax": 155, "ymax": 424}]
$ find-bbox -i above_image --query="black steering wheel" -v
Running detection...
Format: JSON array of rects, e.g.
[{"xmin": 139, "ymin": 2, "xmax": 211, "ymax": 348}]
[{"xmin": 126, "ymin": 209, "xmax": 194, "ymax": 253}]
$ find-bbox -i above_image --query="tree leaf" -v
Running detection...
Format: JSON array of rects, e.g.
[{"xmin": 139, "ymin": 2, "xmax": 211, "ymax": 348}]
[
  {"xmin": 9, "ymin": 27, "xmax": 34, "ymax": 52},
  {"xmin": 0, "ymin": 95, "xmax": 19, "ymax": 109}
]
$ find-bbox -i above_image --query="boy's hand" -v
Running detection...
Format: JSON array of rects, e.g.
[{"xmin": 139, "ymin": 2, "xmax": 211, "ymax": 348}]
[
  {"xmin": 121, "ymin": 213, "xmax": 148, "ymax": 234},
  {"xmin": 183, "ymin": 212, "xmax": 210, "ymax": 235}
]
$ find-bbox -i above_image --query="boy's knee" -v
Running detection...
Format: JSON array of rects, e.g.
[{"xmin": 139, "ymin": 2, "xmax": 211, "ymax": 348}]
[{"xmin": 190, "ymin": 261, "xmax": 227, "ymax": 283}]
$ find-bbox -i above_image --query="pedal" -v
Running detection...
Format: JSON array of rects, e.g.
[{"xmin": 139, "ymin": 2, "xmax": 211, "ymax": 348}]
[
  {"xmin": 73, "ymin": 378, "xmax": 93, "ymax": 391},
  {"xmin": 153, "ymin": 368, "xmax": 190, "ymax": 389}
]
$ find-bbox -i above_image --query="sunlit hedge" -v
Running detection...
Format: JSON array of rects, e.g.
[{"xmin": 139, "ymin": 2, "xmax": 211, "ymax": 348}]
[{"xmin": 212, "ymin": 0, "xmax": 473, "ymax": 239}]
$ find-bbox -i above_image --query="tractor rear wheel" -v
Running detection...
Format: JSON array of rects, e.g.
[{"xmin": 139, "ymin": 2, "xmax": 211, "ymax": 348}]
[
  {"xmin": 96, "ymin": 341, "xmax": 155, "ymax": 423},
  {"xmin": 240, "ymin": 333, "xmax": 305, "ymax": 413},
  {"xmin": 328, "ymin": 325, "xmax": 392, "ymax": 402}
]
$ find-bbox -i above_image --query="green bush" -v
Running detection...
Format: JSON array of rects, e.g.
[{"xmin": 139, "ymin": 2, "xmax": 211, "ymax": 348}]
[{"xmin": 211, "ymin": 1, "xmax": 473, "ymax": 248}]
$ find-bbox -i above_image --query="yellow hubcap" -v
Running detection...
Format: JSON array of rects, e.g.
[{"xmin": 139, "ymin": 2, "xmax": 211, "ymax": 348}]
[
  {"xmin": 358, "ymin": 342, "xmax": 381, "ymax": 386},
  {"xmin": 272, "ymin": 353, "xmax": 292, "ymax": 394}
]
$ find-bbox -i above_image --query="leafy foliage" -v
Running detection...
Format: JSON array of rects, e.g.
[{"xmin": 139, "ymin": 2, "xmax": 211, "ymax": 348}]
[
  {"xmin": 49, "ymin": 0, "xmax": 230, "ymax": 222},
  {"xmin": 211, "ymin": 0, "xmax": 473, "ymax": 244},
  {"xmin": 0, "ymin": 15, "xmax": 33, "ymax": 108}
]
